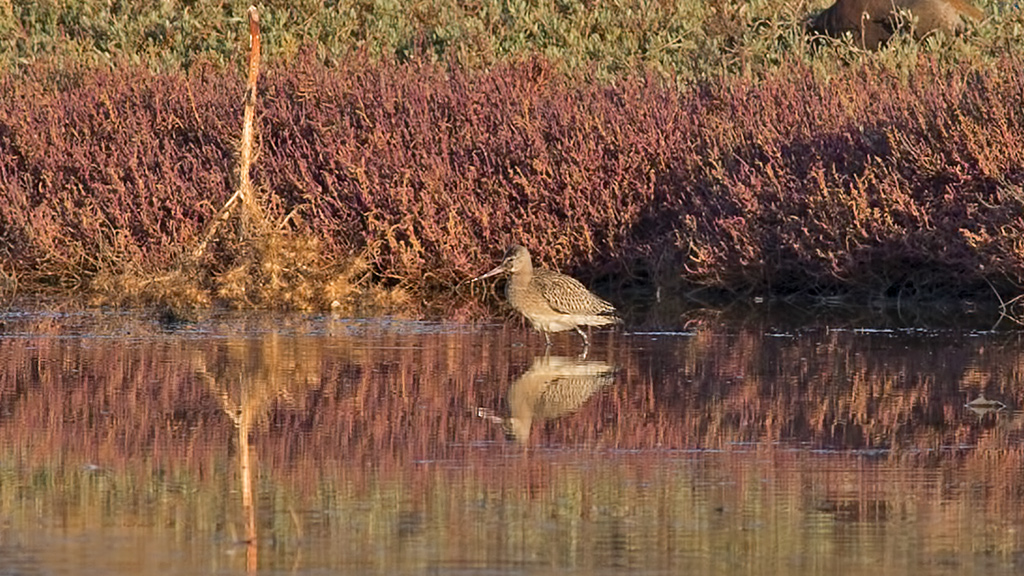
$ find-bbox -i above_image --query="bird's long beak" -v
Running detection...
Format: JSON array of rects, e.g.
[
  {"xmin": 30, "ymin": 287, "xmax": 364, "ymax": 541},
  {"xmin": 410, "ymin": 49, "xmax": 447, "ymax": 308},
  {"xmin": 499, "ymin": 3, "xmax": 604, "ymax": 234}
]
[{"xmin": 471, "ymin": 265, "xmax": 505, "ymax": 282}]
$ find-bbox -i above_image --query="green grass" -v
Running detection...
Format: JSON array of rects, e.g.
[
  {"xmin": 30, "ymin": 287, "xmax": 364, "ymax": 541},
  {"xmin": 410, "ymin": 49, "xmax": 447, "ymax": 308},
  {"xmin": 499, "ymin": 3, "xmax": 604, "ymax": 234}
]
[{"xmin": 0, "ymin": 1, "xmax": 1018, "ymax": 79}]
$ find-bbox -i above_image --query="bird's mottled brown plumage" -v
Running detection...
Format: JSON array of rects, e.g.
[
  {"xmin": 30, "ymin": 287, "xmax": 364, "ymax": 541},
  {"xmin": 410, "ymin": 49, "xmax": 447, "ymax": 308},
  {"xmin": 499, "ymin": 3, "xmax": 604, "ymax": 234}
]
[{"xmin": 473, "ymin": 245, "xmax": 620, "ymax": 350}]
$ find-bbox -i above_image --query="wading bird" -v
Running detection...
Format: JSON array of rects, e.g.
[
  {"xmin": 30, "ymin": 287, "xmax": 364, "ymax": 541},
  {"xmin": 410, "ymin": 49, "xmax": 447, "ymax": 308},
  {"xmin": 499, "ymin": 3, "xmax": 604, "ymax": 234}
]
[{"xmin": 473, "ymin": 245, "xmax": 621, "ymax": 352}]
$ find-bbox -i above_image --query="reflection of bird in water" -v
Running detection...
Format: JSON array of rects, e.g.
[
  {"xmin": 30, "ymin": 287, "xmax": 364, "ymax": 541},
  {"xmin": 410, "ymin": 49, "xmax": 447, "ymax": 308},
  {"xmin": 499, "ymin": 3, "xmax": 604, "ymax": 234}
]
[
  {"xmin": 472, "ymin": 245, "xmax": 621, "ymax": 352},
  {"xmin": 486, "ymin": 354, "xmax": 618, "ymax": 444}
]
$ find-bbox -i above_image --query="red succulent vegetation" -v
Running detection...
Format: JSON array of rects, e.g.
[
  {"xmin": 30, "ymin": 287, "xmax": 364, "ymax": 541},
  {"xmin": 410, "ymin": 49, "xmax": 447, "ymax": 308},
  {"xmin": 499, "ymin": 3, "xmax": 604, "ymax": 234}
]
[{"xmin": 2, "ymin": 50, "xmax": 1024, "ymax": 312}]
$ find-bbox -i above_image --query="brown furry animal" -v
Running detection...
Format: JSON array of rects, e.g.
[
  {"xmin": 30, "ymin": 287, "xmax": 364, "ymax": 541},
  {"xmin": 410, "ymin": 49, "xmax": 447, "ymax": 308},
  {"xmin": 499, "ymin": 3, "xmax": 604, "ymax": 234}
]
[{"xmin": 807, "ymin": 0, "xmax": 985, "ymax": 49}]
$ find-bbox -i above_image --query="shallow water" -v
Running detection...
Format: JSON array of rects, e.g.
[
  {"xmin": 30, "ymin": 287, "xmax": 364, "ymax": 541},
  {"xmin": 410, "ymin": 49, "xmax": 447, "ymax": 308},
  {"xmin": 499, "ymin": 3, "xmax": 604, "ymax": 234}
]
[{"xmin": 1, "ymin": 307, "xmax": 1022, "ymax": 575}]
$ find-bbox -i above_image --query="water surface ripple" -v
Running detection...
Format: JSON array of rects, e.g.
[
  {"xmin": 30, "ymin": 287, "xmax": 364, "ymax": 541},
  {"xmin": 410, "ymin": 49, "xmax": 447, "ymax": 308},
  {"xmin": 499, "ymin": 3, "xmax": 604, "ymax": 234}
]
[{"xmin": 0, "ymin": 309, "xmax": 1022, "ymax": 575}]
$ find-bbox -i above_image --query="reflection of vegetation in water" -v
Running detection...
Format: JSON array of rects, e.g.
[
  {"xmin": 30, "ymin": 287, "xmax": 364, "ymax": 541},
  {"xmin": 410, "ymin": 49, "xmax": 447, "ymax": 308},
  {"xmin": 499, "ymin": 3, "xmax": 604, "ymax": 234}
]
[
  {"xmin": 0, "ymin": 317, "xmax": 1023, "ymax": 571},
  {"xmin": 1, "ymin": 447, "xmax": 1021, "ymax": 572},
  {"xmin": 1, "ymin": 316, "xmax": 1022, "ymax": 460}
]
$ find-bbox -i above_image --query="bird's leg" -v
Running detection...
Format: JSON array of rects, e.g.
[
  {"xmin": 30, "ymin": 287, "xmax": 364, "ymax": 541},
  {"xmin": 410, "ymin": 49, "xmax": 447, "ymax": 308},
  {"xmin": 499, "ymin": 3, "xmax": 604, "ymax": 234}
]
[
  {"xmin": 574, "ymin": 326, "xmax": 590, "ymax": 348},
  {"xmin": 576, "ymin": 327, "xmax": 591, "ymax": 359},
  {"xmin": 543, "ymin": 331, "xmax": 552, "ymax": 347}
]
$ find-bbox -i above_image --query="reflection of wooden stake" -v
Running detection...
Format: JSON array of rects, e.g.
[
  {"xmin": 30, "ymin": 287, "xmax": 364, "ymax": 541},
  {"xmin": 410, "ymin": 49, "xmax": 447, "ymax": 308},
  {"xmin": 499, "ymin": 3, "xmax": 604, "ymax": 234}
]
[
  {"xmin": 239, "ymin": 409, "xmax": 258, "ymax": 570},
  {"xmin": 194, "ymin": 5, "xmax": 262, "ymax": 259}
]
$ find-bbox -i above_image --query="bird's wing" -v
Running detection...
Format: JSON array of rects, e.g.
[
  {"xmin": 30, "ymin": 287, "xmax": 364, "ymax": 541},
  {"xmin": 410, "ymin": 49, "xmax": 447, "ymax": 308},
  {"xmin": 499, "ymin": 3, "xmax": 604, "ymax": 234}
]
[{"xmin": 533, "ymin": 271, "xmax": 617, "ymax": 316}]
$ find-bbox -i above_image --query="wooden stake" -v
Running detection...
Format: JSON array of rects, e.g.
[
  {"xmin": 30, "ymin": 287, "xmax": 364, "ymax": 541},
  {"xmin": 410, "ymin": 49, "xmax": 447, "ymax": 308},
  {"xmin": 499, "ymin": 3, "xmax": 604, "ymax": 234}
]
[{"xmin": 194, "ymin": 6, "xmax": 262, "ymax": 259}]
